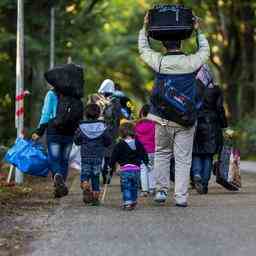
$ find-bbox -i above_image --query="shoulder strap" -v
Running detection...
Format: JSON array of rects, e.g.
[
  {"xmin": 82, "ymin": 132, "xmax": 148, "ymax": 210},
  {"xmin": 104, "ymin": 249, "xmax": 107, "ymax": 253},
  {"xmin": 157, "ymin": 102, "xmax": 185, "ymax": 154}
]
[{"xmin": 159, "ymin": 56, "xmax": 164, "ymax": 73}]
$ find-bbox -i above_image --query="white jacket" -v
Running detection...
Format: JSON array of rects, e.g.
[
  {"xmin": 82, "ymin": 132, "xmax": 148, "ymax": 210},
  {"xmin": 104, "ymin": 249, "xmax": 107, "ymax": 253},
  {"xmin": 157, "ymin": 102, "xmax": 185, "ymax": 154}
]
[{"xmin": 138, "ymin": 27, "xmax": 210, "ymax": 74}]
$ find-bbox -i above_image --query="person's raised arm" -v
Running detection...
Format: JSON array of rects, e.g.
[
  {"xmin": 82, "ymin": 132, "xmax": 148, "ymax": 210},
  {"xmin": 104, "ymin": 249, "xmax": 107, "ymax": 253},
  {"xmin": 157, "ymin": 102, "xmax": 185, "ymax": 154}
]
[
  {"xmin": 138, "ymin": 12, "xmax": 163, "ymax": 72},
  {"xmin": 187, "ymin": 18, "xmax": 210, "ymax": 71}
]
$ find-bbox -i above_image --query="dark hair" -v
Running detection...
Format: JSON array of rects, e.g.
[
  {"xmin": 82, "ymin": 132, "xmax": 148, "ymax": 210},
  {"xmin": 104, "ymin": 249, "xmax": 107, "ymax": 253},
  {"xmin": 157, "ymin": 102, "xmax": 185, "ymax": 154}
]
[
  {"xmin": 103, "ymin": 92, "xmax": 113, "ymax": 98},
  {"xmin": 139, "ymin": 104, "xmax": 150, "ymax": 118},
  {"xmin": 85, "ymin": 103, "xmax": 101, "ymax": 120},
  {"xmin": 115, "ymin": 83, "xmax": 121, "ymax": 91},
  {"xmin": 119, "ymin": 122, "xmax": 135, "ymax": 139},
  {"xmin": 162, "ymin": 40, "xmax": 181, "ymax": 50}
]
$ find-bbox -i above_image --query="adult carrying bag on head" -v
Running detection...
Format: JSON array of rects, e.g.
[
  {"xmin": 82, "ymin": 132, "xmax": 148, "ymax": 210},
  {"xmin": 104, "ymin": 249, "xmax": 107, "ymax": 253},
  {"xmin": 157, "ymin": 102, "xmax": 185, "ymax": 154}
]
[
  {"xmin": 4, "ymin": 138, "xmax": 49, "ymax": 177},
  {"xmin": 150, "ymin": 55, "xmax": 198, "ymax": 127},
  {"xmin": 53, "ymin": 96, "xmax": 83, "ymax": 134},
  {"xmin": 148, "ymin": 5, "xmax": 194, "ymax": 41}
]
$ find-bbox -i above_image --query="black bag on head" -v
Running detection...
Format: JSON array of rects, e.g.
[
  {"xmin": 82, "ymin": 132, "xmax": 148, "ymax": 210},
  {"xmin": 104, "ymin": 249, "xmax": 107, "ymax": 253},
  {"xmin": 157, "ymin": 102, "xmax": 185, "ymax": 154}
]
[
  {"xmin": 148, "ymin": 5, "xmax": 194, "ymax": 41},
  {"xmin": 53, "ymin": 96, "xmax": 83, "ymax": 134},
  {"xmin": 44, "ymin": 63, "xmax": 84, "ymax": 99}
]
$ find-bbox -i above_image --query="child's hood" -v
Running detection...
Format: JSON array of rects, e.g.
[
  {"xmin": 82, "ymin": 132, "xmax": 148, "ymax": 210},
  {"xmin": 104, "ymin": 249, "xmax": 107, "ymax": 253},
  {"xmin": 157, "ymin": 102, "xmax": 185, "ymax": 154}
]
[
  {"xmin": 79, "ymin": 121, "xmax": 106, "ymax": 139},
  {"xmin": 124, "ymin": 138, "xmax": 136, "ymax": 150}
]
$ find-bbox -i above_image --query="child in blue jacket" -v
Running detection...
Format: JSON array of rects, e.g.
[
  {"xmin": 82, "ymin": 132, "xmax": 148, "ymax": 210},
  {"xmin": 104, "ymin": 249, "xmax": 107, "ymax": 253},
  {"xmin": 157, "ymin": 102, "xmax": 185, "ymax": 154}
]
[{"xmin": 74, "ymin": 103, "xmax": 111, "ymax": 205}]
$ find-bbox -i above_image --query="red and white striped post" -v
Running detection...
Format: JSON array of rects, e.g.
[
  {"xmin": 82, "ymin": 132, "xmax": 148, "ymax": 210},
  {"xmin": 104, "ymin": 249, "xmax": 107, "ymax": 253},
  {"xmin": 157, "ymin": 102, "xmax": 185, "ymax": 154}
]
[{"xmin": 15, "ymin": 0, "xmax": 25, "ymax": 184}]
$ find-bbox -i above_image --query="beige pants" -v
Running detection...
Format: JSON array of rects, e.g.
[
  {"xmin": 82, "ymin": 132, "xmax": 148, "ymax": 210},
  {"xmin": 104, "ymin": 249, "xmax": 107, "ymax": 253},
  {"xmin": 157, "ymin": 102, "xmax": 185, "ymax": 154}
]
[{"xmin": 154, "ymin": 122, "xmax": 195, "ymax": 204}]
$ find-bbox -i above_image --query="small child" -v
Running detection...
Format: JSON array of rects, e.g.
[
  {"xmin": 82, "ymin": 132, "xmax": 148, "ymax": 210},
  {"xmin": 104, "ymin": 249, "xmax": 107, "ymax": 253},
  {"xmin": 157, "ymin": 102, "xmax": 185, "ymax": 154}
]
[
  {"xmin": 110, "ymin": 122, "xmax": 148, "ymax": 210},
  {"xmin": 135, "ymin": 104, "xmax": 156, "ymax": 196},
  {"xmin": 74, "ymin": 103, "xmax": 111, "ymax": 205}
]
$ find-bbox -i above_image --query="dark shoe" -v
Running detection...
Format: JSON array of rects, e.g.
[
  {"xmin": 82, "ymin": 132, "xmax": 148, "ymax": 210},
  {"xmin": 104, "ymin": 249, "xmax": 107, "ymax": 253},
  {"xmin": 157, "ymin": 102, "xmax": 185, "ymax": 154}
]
[
  {"xmin": 193, "ymin": 175, "xmax": 204, "ymax": 195},
  {"xmin": 175, "ymin": 202, "xmax": 188, "ymax": 208},
  {"xmin": 91, "ymin": 191, "xmax": 100, "ymax": 206},
  {"xmin": 131, "ymin": 202, "xmax": 137, "ymax": 208},
  {"xmin": 190, "ymin": 181, "xmax": 195, "ymax": 189},
  {"xmin": 54, "ymin": 174, "xmax": 68, "ymax": 198},
  {"xmin": 202, "ymin": 186, "xmax": 208, "ymax": 194},
  {"xmin": 102, "ymin": 175, "xmax": 107, "ymax": 185},
  {"xmin": 81, "ymin": 181, "xmax": 93, "ymax": 204},
  {"xmin": 149, "ymin": 189, "xmax": 156, "ymax": 196}
]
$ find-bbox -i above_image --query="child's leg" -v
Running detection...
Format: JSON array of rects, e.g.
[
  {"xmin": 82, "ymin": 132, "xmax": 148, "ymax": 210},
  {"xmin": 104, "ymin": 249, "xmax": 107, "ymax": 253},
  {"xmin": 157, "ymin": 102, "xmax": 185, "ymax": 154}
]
[
  {"xmin": 131, "ymin": 172, "xmax": 140, "ymax": 204},
  {"xmin": 90, "ymin": 164, "xmax": 102, "ymax": 205},
  {"xmin": 202, "ymin": 155, "xmax": 213, "ymax": 192},
  {"xmin": 91, "ymin": 173, "xmax": 101, "ymax": 205},
  {"xmin": 81, "ymin": 162, "xmax": 93, "ymax": 204},
  {"xmin": 148, "ymin": 153, "xmax": 156, "ymax": 191},
  {"xmin": 120, "ymin": 171, "xmax": 133, "ymax": 206},
  {"xmin": 140, "ymin": 164, "xmax": 149, "ymax": 192},
  {"xmin": 102, "ymin": 157, "xmax": 110, "ymax": 184}
]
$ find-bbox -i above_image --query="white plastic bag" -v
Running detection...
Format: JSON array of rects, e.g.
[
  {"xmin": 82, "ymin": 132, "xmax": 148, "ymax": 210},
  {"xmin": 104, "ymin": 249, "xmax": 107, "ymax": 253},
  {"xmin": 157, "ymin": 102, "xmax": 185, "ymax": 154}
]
[{"xmin": 69, "ymin": 144, "xmax": 81, "ymax": 171}]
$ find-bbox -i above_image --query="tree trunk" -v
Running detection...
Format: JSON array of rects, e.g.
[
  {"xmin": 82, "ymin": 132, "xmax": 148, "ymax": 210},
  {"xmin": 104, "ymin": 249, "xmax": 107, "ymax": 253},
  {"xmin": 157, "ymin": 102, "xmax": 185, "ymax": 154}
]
[{"xmin": 25, "ymin": 59, "xmax": 47, "ymax": 129}]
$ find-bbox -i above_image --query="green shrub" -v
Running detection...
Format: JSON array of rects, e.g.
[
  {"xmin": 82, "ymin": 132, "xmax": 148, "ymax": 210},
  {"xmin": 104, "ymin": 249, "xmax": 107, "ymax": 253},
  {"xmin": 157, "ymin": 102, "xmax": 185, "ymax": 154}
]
[{"xmin": 233, "ymin": 118, "xmax": 256, "ymax": 159}]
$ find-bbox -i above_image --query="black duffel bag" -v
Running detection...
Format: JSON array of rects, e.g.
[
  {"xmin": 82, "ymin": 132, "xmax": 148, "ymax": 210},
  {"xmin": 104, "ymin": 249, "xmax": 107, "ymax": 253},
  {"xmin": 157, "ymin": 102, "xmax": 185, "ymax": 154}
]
[
  {"xmin": 44, "ymin": 63, "xmax": 84, "ymax": 99},
  {"xmin": 148, "ymin": 5, "xmax": 194, "ymax": 41}
]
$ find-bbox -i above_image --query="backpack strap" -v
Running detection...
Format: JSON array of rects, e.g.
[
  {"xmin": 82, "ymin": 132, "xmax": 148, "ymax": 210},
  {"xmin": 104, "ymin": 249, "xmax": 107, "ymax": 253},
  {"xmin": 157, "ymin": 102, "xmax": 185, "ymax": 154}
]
[{"xmin": 159, "ymin": 56, "xmax": 164, "ymax": 73}]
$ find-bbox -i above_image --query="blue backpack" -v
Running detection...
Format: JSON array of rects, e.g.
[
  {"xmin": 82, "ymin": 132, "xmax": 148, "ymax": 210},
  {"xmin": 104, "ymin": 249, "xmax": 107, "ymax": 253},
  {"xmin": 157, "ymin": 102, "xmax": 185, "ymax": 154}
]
[{"xmin": 151, "ymin": 68, "xmax": 198, "ymax": 127}]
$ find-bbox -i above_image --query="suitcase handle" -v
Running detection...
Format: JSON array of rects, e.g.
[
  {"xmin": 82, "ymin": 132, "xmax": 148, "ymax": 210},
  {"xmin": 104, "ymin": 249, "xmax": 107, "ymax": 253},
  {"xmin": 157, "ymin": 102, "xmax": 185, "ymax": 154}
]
[{"xmin": 176, "ymin": 6, "xmax": 179, "ymax": 22}]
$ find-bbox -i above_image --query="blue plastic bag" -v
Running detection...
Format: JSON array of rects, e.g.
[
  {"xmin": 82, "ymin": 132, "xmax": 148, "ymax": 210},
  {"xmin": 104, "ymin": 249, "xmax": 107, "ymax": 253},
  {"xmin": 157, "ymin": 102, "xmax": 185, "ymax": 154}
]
[
  {"xmin": 5, "ymin": 138, "xmax": 49, "ymax": 177},
  {"xmin": 4, "ymin": 138, "xmax": 30, "ymax": 164}
]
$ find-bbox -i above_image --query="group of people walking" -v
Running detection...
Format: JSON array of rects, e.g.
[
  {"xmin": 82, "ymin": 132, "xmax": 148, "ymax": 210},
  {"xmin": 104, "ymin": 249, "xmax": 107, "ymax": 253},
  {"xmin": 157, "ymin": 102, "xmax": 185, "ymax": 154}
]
[{"xmin": 32, "ymin": 13, "xmax": 227, "ymax": 210}]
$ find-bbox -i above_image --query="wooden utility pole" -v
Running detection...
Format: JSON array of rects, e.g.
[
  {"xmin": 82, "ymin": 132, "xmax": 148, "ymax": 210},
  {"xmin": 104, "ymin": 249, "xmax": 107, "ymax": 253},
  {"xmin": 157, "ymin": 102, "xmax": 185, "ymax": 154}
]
[{"xmin": 15, "ymin": 0, "xmax": 24, "ymax": 184}]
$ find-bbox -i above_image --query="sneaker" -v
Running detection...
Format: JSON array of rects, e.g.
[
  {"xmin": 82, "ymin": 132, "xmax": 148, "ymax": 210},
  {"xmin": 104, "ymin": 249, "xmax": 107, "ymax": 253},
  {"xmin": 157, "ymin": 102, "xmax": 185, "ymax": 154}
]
[
  {"xmin": 175, "ymin": 202, "xmax": 188, "ymax": 208},
  {"xmin": 154, "ymin": 191, "xmax": 167, "ymax": 203},
  {"xmin": 202, "ymin": 186, "xmax": 208, "ymax": 194},
  {"xmin": 193, "ymin": 175, "xmax": 204, "ymax": 195},
  {"xmin": 54, "ymin": 174, "xmax": 68, "ymax": 198},
  {"xmin": 91, "ymin": 191, "xmax": 101, "ymax": 206},
  {"xmin": 122, "ymin": 204, "xmax": 135, "ymax": 211},
  {"xmin": 131, "ymin": 202, "xmax": 137, "ymax": 208}
]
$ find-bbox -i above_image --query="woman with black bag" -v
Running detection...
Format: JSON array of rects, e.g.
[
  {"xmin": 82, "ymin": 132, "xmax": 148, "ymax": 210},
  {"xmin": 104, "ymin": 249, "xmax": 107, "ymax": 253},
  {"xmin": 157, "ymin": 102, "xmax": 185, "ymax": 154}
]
[
  {"xmin": 32, "ymin": 64, "xmax": 84, "ymax": 198},
  {"xmin": 191, "ymin": 64, "xmax": 227, "ymax": 194}
]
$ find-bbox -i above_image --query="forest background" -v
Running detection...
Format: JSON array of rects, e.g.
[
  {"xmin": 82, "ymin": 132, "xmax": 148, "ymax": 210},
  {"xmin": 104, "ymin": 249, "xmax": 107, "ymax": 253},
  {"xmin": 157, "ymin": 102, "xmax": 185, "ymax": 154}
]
[{"xmin": 0, "ymin": 0, "xmax": 255, "ymax": 158}]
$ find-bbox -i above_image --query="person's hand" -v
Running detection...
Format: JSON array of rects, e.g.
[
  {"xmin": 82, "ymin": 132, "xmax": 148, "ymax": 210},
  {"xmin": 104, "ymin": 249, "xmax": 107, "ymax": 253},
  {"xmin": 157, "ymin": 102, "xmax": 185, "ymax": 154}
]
[
  {"xmin": 194, "ymin": 16, "xmax": 200, "ymax": 30},
  {"xmin": 31, "ymin": 133, "xmax": 40, "ymax": 141},
  {"xmin": 144, "ymin": 12, "xmax": 149, "ymax": 26}
]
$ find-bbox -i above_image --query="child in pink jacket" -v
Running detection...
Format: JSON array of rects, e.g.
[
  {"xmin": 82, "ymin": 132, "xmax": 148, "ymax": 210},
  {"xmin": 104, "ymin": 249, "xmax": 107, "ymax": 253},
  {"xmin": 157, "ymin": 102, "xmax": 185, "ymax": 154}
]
[{"xmin": 135, "ymin": 104, "xmax": 156, "ymax": 195}]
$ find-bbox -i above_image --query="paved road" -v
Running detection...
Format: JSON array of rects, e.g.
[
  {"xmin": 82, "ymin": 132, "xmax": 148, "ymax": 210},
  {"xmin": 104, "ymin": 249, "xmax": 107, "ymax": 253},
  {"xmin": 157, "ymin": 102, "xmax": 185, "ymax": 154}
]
[
  {"xmin": 240, "ymin": 161, "xmax": 256, "ymax": 173},
  {"xmin": 28, "ymin": 169, "xmax": 256, "ymax": 256}
]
